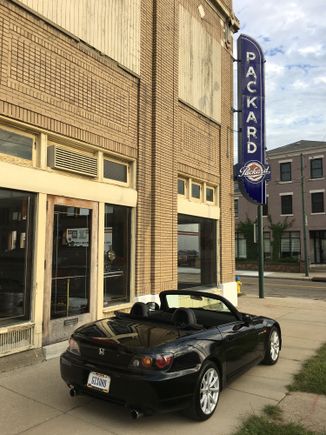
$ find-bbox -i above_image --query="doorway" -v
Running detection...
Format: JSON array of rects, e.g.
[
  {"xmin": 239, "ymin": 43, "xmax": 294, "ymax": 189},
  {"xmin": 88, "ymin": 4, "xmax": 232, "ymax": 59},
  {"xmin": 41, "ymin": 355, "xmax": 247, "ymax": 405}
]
[
  {"xmin": 311, "ymin": 231, "xmax": 326, "ymax": 264},
  {"xmin": 43, "ymin": 196, "xmax": 98, "ymax": 345}
]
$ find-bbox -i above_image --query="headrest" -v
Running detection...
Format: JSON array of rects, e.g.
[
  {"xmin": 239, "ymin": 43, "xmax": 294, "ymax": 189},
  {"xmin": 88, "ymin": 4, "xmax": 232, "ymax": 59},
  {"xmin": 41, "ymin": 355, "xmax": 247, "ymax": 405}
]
[
  {"xmin": 172, "ymin": 308, "xmax": 197, "ymax": 327},
  {"xmin": 130, "ymin": 302, "xmax": 149, "ymax": 319}
]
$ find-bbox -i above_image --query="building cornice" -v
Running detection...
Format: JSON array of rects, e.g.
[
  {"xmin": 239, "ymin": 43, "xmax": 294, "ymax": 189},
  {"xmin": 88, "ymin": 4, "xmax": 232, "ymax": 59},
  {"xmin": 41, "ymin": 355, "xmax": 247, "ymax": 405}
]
[
  {"xmin": 206, "ymin": 0, "xmax": 240, "ymax": 31},
  {"xmin": 268, "ymin": 148, "xmax": 326, "ymax": 159}
]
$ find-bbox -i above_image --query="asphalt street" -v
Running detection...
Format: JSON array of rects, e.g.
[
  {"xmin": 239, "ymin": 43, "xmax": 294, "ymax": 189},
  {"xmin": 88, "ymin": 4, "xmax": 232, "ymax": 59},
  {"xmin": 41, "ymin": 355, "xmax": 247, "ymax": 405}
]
[{"xmin": 241, "ymin": 276, "xmax": 326, "ymax": 300}]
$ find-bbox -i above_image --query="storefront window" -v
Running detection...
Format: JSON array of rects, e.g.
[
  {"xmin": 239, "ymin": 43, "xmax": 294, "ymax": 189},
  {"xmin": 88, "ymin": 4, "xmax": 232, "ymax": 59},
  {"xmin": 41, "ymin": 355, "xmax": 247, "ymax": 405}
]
[
  {"xmin": 178, "ymin": 214, "xmax": 216, "ymax": 289},
  {"xmin": 51, "ymin": 206, "xmax": 91, "ymax": 319},
  {"xmin": 235, "ymin": 232, "xmax": 247, "ymax": 259},
  {"xmin": 281, "ymin": 231, "xmax": 300, "ymax": 258},
  {"xmin": 104, "ymin": 205, "xmax": 131, "ymax": 305},
  {"xmin": 0, "ymin": 188, "xmax": 35, "ymax": 324},
  {"xmin": 264, "ymin": 232, "xmax": 271, "ymax": 259}
]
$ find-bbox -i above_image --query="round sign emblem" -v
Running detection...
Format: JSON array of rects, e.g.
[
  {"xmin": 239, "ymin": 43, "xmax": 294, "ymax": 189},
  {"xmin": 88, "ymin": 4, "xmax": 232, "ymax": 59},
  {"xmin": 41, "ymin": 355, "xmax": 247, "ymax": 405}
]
[{"xmin": 239, "ymin": 161, "xmax": 269, "ymax": 184}]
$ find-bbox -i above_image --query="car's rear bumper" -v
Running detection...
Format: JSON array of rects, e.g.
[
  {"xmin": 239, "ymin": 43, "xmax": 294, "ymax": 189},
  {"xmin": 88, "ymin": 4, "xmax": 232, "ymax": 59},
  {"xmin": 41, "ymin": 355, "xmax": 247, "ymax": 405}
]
[{"xmin": 60, "ymin": 351, "xmax": 199, "ymax": 414}]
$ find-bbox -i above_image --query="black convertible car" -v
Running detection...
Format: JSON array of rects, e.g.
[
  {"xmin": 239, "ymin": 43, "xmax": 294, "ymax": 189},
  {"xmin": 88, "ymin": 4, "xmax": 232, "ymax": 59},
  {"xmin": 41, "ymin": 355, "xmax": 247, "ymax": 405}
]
[{"xmin": 60, "ymin": 290, "xmax": 281, "ymax": 421}]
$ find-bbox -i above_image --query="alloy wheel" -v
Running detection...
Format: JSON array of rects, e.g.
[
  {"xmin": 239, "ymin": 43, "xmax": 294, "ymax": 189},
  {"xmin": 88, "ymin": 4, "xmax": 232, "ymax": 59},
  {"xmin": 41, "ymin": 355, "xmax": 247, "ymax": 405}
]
[
  {"xmin": 270, "ymin": 330, "xmax": 280, "ymax": 361},
  {"xmin": 199, "ymin": 367, "xmax": 220, "ymax": 415}
]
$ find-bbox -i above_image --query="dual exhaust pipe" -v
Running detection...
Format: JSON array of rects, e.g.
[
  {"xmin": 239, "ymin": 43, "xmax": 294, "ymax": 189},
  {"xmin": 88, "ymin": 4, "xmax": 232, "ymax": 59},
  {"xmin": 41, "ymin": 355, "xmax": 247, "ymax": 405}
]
[
  {"xmin": 130, "ymin": 409, "xmax": 144, "ymax": 420},
  {"xmin": 69, "ymin": 386, "xmax": 78, "ymax": 397},
  {"xmin": 69, "ymin": 386, "xmax": 144, "ymax": 419}
]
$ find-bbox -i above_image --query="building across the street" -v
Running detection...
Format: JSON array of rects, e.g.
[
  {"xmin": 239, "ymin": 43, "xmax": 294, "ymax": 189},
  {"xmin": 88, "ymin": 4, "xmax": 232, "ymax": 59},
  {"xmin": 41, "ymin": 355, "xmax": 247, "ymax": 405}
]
[
  {"xmin": 0, "ymin": 0, "xmax": 239, "ymax": 357},
  {"xmin": 235, "ymin": 140, "xmax": 326, "ymax": 269}
]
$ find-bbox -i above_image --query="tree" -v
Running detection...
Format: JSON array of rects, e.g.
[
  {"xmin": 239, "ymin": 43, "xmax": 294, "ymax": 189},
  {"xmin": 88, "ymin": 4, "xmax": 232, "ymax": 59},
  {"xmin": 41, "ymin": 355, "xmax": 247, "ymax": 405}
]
[
  {"xmin": 267, "ymin": 215, "xmax": 293, "ymax": 261},
  {"xmin": 237, "ymin": 217, "xmax": 257, "ymax": 260}
]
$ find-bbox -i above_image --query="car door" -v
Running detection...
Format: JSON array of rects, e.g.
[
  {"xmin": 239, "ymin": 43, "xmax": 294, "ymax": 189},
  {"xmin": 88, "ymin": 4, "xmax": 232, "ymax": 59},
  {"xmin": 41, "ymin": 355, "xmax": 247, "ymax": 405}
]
[{"xmin": 218, "ymin": 318, "xmax": 259, "ymax": 379}]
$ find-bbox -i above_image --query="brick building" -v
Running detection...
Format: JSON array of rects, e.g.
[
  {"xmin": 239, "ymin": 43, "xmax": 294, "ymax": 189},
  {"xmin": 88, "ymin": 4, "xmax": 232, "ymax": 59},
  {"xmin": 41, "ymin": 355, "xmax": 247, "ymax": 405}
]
[
  {"xmin": 0, "ymin": 0, "xmax": 239, "ymax": 356},
  {"xmin": 235, "ymin": 140, "xmax": 326, "ymax": 268}
]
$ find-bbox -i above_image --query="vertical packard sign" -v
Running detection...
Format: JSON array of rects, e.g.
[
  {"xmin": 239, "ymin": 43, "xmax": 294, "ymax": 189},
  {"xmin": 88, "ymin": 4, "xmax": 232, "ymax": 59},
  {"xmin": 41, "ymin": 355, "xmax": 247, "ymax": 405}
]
[{"xmin": 236, "ymin": 34, "xmax": 270, "ymax": 205}]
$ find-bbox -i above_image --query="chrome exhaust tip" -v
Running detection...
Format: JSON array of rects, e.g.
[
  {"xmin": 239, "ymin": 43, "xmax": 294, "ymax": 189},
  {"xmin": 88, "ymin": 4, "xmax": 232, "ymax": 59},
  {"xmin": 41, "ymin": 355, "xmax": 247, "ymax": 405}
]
[
  {"xmin": 69, "ymin": 387, "xmax": 77, "ymax": 397},
  {"xmin": 130, "ymin": 409, "xmax": 143, "ymax": 420}
]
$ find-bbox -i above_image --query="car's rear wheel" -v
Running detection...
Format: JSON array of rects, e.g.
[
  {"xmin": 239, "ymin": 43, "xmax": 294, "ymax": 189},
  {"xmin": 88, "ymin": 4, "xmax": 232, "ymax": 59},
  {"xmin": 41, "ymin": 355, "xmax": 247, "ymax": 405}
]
[
  {"xmin": 185, "ymin": 361, "xmax": 221, "ymax": 421},
  {"xmin": 262, "ymin": 327, "xmax": 280, "ymax": 365}
]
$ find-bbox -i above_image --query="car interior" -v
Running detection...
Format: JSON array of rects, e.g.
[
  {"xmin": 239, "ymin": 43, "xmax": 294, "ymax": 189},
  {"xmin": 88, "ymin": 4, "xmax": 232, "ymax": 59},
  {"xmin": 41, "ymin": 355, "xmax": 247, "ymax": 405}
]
[{"xmin": 116, "ymin": 301, "xmax": 239, "ymax": 329}]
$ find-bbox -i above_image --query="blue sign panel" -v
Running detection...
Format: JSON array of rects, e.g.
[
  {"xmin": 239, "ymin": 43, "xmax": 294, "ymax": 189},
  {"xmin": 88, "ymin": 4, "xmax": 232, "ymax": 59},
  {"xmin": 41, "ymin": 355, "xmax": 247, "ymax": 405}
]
[{"xmin": 236, "ymin": 34, "xmax": 270, "ymax": 205}]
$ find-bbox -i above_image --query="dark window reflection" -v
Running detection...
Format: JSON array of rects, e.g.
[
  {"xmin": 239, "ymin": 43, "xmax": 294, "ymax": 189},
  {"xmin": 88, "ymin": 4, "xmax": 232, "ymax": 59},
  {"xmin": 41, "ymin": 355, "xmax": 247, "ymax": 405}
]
[
  {"xmin": 51, "ymin": 206, "xmax": 91, "ymax": 319},
  {"xmin": 178, "ymin": 214, "xmax": 216, "ymax": 289},
  {"xmin": 104, "ymin": 204, "xmax": 131, "ymax": 305},
  {"xmin": 103, "ymin": 160, "xmax": 127, "ymax": 182},
  {"xmin": 0, "ymin": 188, "xmax": 34, "ymax": 324},
  {"xmin": 0, "ymin": 129, "xmax": 33, "ymax": 160}
]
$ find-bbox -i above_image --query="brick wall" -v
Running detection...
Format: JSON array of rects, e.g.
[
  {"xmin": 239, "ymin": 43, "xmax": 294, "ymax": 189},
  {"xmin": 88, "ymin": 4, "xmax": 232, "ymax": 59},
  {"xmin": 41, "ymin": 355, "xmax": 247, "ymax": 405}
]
[{"xmin": 0, "ymin": 0, "xmax": 236, "ymax": 295}]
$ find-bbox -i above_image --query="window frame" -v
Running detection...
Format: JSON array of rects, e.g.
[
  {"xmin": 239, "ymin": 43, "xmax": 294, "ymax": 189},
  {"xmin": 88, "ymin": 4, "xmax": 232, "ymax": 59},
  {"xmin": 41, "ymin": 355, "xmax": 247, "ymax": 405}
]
[
  {"xmin": 103, "ymin": 203, "xmax": 132, "ymax": 306},
  {"xmin": 310, "ymin": 158, "xmax": 323, "ymax": 179},
  {"xmin": 280, "ymin": 231, "xmax": 301, "ymax": 258},
  {"xmin": 103, "ymin": 156, "xmax": 130, "ymax": 186},
  {"xmin": 0, "ymin": 125, "xmax": 36, "ymax": 167},
  {"xmin": 191, "ymin": 181, "xmax": 202, "ymax": 201},
  {"xmin": 0, "ymin": 188, "xmax": 35, "ymax": 325},
  {"xmin": 235, "ymin": 232, "xmax": 247, "ymax": 259},
  {"xmin": 280, "ymin": 194, "xmax": 293, "ymax": 215},
  {"xmin": 311, "ymin": 191, "xmax": 325, "ymax": 214},
  {"xmin": 280, "ymin": 161, "xmax": 292, "ymax": 182},
  {"xmin": 177, "ymin": 214, "xmax": 217, "ymax": 290},
  {"xmin": 206, "ymin": 186, "xmax": 215, "ymax": 204},
  {"xmin": 178, "ymin": 178, "xmax": 187, "ymax": 197},
  {"xmin": 234, "ymin": 198, "xmax": 239, "ymax": 218}
]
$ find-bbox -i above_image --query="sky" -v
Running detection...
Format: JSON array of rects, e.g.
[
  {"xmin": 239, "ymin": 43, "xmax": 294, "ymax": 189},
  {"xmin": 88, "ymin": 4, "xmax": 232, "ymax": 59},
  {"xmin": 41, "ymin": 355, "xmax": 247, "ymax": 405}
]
[{"xmin": 233, "ymin": 0, "xmax": 326, "ymax": 151}]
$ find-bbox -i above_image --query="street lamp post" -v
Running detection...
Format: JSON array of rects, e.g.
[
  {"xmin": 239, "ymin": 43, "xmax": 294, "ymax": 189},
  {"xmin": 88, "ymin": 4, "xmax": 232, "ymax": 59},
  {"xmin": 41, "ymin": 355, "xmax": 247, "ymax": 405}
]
[{"xmin": 300, "ymin": 153, "xmax": 310, "ymax": 277}]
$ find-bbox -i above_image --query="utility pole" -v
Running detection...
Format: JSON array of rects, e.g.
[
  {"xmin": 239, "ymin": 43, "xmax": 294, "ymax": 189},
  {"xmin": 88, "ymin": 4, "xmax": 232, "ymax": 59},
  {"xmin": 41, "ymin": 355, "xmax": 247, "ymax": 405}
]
[
  {"xmin": 300, "ymin": 153, "xmax": 309, "ymax": 277},
  {"xmin": 257, "ymin": 204, "xmax": 264, "ymax": 298}
]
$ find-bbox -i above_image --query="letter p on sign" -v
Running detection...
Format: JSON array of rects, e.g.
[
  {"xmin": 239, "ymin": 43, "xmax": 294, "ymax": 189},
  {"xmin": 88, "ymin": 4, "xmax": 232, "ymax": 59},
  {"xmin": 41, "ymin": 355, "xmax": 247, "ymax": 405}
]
[{"xmin": 246, "ymin": 52, "xmax": 256, "ymax": 62}]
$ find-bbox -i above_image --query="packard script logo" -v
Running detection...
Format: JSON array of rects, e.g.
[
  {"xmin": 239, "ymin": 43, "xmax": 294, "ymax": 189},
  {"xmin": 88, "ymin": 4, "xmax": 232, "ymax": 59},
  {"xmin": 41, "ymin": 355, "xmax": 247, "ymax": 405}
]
[{"xmin": 238, "ymin": 161, "xmax": 270, "ymax": 184}]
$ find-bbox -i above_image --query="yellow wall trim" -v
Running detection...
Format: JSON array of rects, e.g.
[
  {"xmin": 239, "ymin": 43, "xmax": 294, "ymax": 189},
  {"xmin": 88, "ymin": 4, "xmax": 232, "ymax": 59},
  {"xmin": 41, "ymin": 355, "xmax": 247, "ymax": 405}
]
[{"xmin": 0, "ymin": 161, "xmax": 137, "ymax": 207}]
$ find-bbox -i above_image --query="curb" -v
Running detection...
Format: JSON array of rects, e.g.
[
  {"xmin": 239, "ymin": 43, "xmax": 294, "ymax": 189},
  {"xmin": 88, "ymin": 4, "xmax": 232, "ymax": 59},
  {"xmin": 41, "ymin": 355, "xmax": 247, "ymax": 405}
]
[{"xmin": 236, "ymin": 273, "xmax": 313, "ymax": 281}]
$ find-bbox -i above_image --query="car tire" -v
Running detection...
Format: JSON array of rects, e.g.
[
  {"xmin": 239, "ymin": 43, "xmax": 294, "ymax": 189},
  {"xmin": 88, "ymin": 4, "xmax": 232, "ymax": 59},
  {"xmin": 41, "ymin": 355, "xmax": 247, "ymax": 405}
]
[
  {"xmin": 185, "ymin": 361, "xmax": 221, "ymax": 421},
  {"xmin": 262, "ymin": 327, "xmax": 280, "ymax": 365}
]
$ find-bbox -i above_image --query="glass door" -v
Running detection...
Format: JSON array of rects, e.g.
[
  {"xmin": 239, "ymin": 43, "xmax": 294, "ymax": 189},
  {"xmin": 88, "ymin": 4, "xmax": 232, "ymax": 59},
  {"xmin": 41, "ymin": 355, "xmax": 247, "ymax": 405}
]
[
  {"xmin": 0, "ymin": 188, "xmax": 35, "ymax": 325},
  {"xmin": 43, "ymin": 197, "xmax": 98, "ymax": 345}
]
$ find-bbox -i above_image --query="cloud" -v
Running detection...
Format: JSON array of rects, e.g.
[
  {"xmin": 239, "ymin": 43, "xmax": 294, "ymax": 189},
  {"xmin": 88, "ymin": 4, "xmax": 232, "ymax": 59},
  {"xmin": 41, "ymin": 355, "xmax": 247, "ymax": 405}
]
[
  {"xmin": 233, "ymin": 0, "xmax": 326, "ymax": 150},
  {"xmin": 298, "ymin": 44, "xmax": 323, "ymax": 56}
]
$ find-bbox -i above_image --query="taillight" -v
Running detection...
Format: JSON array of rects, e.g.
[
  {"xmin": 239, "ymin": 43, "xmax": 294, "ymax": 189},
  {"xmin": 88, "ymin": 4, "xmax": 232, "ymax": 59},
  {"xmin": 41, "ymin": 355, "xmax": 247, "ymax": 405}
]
[
  {"xmin": 130, "ymin": 353, "xmax": 173, "ymax": 370},
  {"xmin": 155, "ymin": 354, "xmax": 173, "ymax": 369},
  {"xmin": 68, "ymin": 337, "xmax": 80, "ymax": 355}
]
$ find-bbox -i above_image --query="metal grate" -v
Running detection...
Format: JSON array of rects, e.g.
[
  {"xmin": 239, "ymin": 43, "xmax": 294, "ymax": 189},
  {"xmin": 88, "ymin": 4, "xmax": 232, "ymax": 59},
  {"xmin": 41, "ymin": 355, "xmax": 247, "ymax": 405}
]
[
  {"xmin": 0, "ymin": 325, "xmax": 34, "ymax": 356},
  {"xmin": 47, "ymin": 145, "xmax": 98, "ymax": 177}
]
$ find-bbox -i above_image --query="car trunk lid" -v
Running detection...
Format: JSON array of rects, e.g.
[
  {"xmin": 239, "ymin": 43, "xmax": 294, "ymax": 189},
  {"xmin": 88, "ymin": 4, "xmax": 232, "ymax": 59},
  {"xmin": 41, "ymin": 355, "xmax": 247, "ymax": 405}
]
[{"xmin": 75, "ymin": 317, "xmax": 191, "ymax": 368}]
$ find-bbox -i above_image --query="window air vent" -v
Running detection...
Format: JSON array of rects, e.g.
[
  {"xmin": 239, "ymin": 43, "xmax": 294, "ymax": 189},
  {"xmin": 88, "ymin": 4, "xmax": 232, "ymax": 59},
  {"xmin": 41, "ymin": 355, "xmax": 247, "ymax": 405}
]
[
  {"xmin": 0, "ymin": 324, "xmax": 34, "ymax": 356},
  {"xmin": 47, "ymin": 145, "xmax": 98, "ymax": 177}
]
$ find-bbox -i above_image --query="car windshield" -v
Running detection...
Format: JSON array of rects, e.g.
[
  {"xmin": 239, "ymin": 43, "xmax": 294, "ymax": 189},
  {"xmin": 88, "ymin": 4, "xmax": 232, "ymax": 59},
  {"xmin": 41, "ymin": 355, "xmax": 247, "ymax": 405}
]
[{"xmin": 165, "ymin": 293, "xmax": 231, "ymax": 314}]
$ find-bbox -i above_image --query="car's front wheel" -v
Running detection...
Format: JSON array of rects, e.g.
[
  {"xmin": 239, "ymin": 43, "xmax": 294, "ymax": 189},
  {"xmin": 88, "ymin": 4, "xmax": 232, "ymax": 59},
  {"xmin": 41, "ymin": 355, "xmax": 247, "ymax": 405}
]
[
  {"xmin": 262, "ymin": 327, "xmax": 280, "ymax": 365},
  {"xmin": 186, "ymin": 361, "xmax": 221, "ymax": 421}
]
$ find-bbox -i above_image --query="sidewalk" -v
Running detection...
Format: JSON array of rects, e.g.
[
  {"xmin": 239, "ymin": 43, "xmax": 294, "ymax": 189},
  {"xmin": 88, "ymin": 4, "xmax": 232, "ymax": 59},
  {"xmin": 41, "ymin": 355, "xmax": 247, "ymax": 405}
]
[
  {"xmin": 0, "ymin": 295, "xmax": 326, "ymax": 435},
  {"xmin": 236, "ymin": 269, "xmax": 326, "ymax": 281}
]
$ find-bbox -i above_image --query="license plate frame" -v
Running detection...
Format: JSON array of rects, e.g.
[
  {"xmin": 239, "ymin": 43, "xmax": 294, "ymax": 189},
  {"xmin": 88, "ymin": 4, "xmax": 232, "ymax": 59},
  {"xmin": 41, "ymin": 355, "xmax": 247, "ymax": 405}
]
[{"xmin": 87, "ymin": 371, "xmax": 111, "ymax": 393}]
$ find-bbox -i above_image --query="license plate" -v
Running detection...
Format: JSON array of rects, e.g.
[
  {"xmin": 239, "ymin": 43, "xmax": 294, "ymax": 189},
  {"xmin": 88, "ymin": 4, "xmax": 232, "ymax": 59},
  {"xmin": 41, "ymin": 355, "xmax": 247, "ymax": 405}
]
[{"xmin": 87, "ymin": 371, "xmax": 111, "ymax": 393}]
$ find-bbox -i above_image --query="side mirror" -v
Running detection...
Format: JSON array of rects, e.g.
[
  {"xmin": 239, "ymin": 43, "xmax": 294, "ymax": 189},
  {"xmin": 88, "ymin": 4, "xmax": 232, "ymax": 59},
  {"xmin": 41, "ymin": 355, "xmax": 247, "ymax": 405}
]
[{"xmin": 242, "ymin": 314, "xmax": 252, "ymax": 325}]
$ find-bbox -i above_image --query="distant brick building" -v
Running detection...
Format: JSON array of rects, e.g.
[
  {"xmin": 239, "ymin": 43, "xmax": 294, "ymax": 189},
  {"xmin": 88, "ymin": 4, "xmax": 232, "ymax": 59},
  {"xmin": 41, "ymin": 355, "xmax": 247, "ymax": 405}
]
[
  {"xmin": 0, "ymin": 0, "xmax": 239, "ymax": 356},
  {"xmin": 235, "ymin": 140, "xmax": 326, "ymax": 268}
]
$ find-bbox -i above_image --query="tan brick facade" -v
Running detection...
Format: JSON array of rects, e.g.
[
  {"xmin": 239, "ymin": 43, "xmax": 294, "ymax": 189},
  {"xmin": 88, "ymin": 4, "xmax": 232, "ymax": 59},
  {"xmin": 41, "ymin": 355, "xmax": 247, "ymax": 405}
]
[{"xmin": 0, "ymin": 0, "xmax": 238, "ymax": 351}]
